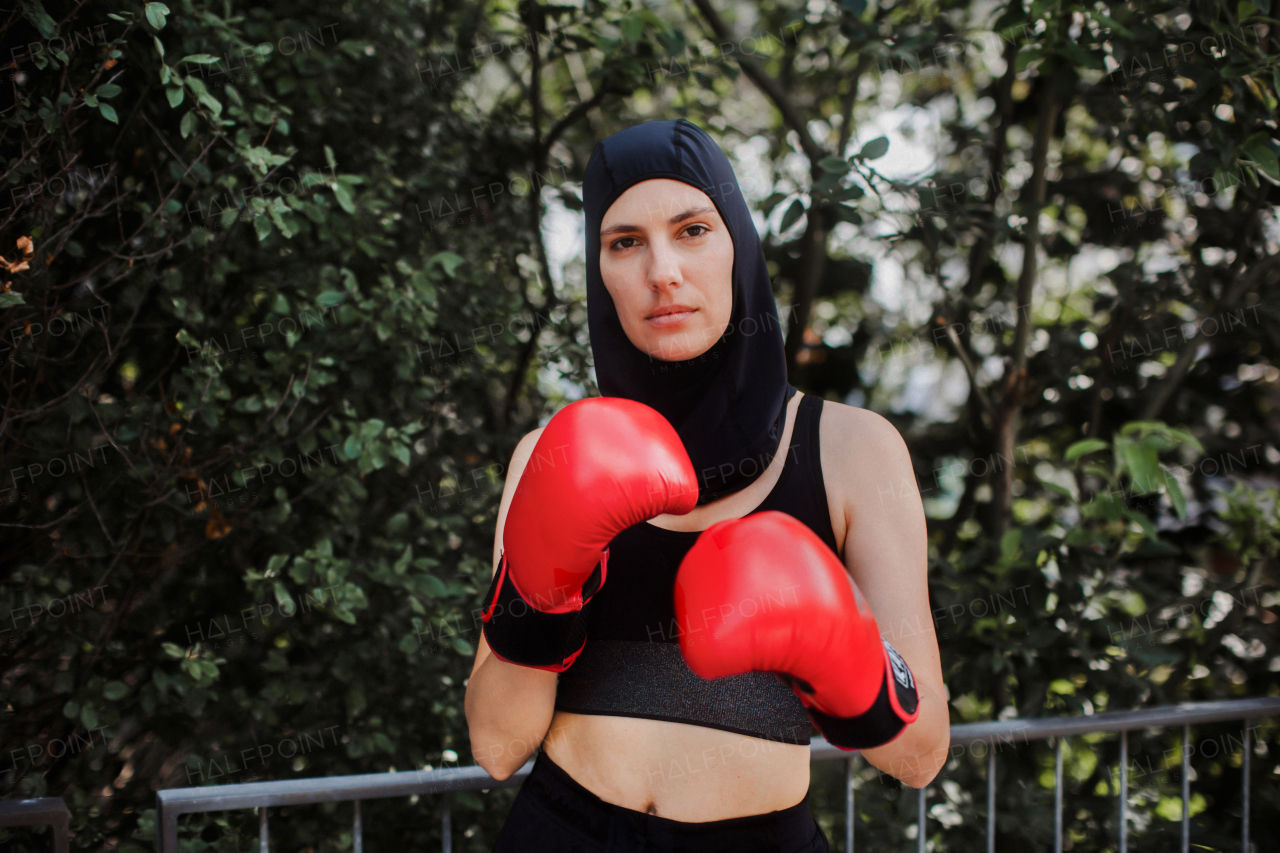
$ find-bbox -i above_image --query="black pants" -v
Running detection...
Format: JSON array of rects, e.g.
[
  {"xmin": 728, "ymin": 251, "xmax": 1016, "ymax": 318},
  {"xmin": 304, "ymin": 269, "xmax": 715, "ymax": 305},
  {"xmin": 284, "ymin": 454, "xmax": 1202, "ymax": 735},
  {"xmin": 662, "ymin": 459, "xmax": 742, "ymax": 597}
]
[{"xmin": 491, "ymin": 749, "xmax": 830, "ymax": 853}]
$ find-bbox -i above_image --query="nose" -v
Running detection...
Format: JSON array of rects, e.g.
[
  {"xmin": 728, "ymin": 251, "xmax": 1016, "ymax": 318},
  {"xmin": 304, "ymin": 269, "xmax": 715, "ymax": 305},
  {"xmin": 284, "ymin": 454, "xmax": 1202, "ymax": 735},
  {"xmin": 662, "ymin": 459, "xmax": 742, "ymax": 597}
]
[{"xmin": 646, "ymin": 233, "xmax": 682, "ymax": 292}]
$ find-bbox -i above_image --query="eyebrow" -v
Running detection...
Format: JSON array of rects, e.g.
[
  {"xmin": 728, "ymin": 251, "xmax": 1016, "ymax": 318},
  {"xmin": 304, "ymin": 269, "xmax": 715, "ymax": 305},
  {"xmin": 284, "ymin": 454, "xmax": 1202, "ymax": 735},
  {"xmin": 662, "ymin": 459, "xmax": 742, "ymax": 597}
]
[{"xmin": 600, "ymin": 206, "xmax": 716, "ymax": 239}]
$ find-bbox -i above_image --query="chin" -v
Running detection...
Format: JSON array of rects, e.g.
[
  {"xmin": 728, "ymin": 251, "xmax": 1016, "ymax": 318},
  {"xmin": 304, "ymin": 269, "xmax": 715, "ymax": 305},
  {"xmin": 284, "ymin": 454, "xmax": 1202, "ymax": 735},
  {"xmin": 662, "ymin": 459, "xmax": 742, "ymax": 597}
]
[{"xmin": 647, "ymin": 335, "xmax": 714, "ymax": 362}]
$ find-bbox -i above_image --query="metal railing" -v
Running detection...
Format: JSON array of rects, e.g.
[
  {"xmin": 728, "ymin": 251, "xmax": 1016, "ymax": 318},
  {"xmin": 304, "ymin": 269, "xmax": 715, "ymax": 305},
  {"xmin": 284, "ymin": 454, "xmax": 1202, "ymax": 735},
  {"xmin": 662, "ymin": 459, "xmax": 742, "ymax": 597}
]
[
  {"xmin": 155, "ymin": 696, "xmax": 1280, "ymax": 853},
  {"xmin": 0, "ymin": 796, "xmax": 70, "ymax": 853}
]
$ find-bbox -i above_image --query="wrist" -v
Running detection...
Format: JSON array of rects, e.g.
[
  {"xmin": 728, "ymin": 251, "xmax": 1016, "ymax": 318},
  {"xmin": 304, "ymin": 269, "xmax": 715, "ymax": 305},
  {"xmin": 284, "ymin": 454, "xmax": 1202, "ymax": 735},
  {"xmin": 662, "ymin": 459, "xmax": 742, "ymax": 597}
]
[{"xmin": 479, "ymin": 550, "xmax": 608, "ymax": 672}]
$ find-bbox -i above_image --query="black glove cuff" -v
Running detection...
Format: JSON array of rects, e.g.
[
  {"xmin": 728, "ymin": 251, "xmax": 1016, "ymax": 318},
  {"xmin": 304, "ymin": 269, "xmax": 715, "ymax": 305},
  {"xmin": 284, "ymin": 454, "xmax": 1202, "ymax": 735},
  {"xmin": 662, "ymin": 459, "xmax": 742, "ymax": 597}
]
[
  {"xmin": 806, "ymin": 639, "xmax": 920, "ymax": 751},
  {"xmin": 479, "ymin": 550, "xmax": 607, "ymax": 672}
]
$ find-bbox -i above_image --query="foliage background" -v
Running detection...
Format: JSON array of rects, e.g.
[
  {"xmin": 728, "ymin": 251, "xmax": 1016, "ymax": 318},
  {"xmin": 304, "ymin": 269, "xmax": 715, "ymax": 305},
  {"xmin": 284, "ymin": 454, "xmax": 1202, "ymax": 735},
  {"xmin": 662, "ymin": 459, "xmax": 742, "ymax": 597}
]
[{"xmin": 2, "ymin": 0, "xmax": 1278, "ymax": 850}]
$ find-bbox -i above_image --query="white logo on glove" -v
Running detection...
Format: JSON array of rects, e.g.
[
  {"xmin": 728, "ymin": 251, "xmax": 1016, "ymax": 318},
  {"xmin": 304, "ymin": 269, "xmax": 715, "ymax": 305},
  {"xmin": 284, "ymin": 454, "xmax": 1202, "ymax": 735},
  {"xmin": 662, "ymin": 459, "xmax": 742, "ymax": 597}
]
[{"xmin": 883, "ymin": 638, "xmax": 915, "ymax": 690}]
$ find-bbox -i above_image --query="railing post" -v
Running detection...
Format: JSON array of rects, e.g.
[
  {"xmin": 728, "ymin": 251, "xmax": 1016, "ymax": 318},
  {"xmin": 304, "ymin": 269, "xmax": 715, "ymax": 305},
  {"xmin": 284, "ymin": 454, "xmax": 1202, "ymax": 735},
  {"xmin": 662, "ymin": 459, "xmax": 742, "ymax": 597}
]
[
  {"xmin": 353, "ymin": 800, "xmax": 362, "ymax": 853},
  {"xmin": 845, "ymin": 755, "xmax": 855, "ymax": 853},
  {"xmin": 1182, "ymin": 725, "xmax": 1190, "ymax": 853},
  {"xmin": 160, "ymin": 798, "xmax": 179, "ymax": 853},
  {"xmin": 917, "ymin": 785, "xmax": 926, "ymax": 853},
  {"xmin": 1118, "ymin": 730, "xmax": 1128, "ymax": 853},
  {"xmin": 258, "ymin": 806, "xmax": 269, "ymax": 853},
  {"xmin": 986, "ymin": 746, "xmax": 995, "ymax": 853},
  {"xmin": 1242, "ymin": 719, "xmax": 1251, "ymax": 853},
  {"xmin": 1054, "ymin": 737, "xmax": 1064, "ymax": 853},
  {"xmin": 441, "ymin": 791, "xmax": 452, "ymax": 853}
]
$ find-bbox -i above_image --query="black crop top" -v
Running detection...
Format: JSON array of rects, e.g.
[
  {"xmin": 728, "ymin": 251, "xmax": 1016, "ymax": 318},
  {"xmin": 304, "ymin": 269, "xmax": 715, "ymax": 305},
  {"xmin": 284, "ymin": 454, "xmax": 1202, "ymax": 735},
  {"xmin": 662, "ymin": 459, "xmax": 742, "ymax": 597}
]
[{"xmin": 554, "ymin": 391, "xmax": 842, "ymax": 745}]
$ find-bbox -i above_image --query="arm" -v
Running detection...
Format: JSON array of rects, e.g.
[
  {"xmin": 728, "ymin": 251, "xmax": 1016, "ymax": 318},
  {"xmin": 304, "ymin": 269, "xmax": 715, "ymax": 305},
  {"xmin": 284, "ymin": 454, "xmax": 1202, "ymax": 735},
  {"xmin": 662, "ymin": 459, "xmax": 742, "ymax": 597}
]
[
  {"xmin": 464, "ymin": 428, "xmax": 558, "ymax": 781},
  {"xmin": 831, "ymin": 408, "xmax": 948, "ymax": 788}
]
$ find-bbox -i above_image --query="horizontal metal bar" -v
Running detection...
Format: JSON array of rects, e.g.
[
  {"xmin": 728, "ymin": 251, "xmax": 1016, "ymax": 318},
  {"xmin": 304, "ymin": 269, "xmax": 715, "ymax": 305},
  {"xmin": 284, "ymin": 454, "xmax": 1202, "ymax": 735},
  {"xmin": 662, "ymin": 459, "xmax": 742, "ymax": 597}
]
[
  {"xmin": 948, "ymin": 697, "xmax": 1280, "ymax": 747},
  {"xmin": 158, "ymin": 763, "xmax": 529, "ymax": 814},
  {"xmin": 0, "ymin": 798, "xmax": 70, "ymax": 825},
  {"xmin": 152, "ymin": 695, "xmax": 1280, "ymax": 852}
]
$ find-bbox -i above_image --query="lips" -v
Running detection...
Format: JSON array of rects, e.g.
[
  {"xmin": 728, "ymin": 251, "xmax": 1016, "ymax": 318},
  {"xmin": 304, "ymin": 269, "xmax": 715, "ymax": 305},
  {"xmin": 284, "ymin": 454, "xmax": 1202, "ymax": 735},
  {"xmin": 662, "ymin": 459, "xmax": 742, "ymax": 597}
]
[{"xmin": 647, "ymin": 304, "xmax": 697, "ymax": 328}]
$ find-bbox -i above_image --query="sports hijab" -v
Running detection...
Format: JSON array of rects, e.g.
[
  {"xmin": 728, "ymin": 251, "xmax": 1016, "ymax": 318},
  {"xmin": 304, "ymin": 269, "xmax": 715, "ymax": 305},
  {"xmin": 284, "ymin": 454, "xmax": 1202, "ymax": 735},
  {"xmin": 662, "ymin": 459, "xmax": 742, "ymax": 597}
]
[{"xmin": 584, "ymin": 118, "xmax": 796, "ymax": 506}]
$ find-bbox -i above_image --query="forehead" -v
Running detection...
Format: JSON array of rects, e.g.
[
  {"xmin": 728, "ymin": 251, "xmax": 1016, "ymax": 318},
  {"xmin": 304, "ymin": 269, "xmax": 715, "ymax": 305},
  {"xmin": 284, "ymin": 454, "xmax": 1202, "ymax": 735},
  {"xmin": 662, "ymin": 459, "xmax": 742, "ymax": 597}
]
[{"xmin": 601, "ymin": 179, "xmax": 720, "ymax": 222}]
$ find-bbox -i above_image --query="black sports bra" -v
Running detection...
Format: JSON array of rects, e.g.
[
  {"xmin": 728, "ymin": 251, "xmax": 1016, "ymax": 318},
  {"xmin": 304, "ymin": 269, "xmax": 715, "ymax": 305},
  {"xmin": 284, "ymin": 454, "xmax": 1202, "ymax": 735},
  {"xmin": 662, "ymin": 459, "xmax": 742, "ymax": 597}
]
[{"xmin": 553, "ymin": 391, "xmax": 841, "ymax": 744}]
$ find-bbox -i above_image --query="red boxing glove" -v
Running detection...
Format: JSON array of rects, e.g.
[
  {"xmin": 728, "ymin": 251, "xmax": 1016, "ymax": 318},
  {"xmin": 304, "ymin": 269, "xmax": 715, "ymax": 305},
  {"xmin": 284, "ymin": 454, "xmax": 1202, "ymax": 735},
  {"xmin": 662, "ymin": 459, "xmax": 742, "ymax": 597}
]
[
  {"xmin": 674, "ymin": 511, "xmax": 919, "ymax": 749},
  {"xmin": 481, "ymin": 397, "xmax": 698, "ymax": 671}
]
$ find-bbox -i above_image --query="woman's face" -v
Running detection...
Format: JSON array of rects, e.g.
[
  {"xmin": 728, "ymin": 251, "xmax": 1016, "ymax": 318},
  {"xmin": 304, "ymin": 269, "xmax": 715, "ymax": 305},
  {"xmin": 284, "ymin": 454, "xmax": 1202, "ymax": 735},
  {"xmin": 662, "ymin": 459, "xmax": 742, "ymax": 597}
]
[{"xmin": 599, "ymin": 179, "xmax": 734, "ymax": 362}]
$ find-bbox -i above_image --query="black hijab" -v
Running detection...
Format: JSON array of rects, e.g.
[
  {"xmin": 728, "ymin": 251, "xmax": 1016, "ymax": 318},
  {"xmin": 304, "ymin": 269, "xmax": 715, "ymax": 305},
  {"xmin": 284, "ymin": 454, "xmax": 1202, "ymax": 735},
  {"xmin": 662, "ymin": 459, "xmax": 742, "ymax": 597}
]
[{"xmin": 584, "ymin": 118, "xmax": 796, "ymax": 506}]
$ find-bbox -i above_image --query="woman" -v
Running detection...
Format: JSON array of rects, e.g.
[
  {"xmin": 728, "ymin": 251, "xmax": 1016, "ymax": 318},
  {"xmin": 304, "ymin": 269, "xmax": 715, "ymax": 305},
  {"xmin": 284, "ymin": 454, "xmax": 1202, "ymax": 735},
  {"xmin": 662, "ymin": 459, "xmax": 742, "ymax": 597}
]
[{"xmin": 465, "ymin": 118, "xmax": 947, "ymax": 852}]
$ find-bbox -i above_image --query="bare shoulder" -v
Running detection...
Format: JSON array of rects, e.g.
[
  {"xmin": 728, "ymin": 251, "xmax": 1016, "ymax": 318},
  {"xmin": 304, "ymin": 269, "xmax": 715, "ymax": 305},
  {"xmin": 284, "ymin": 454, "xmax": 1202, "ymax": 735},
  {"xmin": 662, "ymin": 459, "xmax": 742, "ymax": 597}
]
[
  {"xmin": 817, "ymin": 398, "xmax": 911, "ymax": 471},
  {"xmin": 816, "ymin": 398, "xmax": 918, "ymax": 534}
]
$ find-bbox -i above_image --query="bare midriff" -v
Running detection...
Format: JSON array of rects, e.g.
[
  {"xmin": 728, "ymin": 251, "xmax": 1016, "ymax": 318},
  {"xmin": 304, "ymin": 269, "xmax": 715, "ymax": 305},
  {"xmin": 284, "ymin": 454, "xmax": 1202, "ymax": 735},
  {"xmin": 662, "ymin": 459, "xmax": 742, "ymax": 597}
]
[{"xmin": 540, "ymin": 710, "xmax": 811, "ymax": 821}]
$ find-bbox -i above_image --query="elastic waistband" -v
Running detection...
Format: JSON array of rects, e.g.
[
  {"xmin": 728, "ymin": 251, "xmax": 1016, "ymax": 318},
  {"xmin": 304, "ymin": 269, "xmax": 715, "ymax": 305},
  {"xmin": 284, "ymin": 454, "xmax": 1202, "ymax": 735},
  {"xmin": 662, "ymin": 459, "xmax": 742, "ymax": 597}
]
[{"xmin": 522, "ymin": 749, "xmax": 817, "ymax": 852}]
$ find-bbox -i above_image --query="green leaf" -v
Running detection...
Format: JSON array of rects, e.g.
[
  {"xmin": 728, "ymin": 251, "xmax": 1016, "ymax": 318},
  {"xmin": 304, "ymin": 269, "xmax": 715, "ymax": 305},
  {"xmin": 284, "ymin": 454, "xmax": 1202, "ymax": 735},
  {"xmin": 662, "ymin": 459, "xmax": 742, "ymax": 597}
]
[
  {"xmin": 1241, "ymin": 132, "xmax": 1279, "ymax": 181},
  {"xmin": 1015, "ymin": 47, "xmax": 1043, "ymax": 73},
  {"xmin": 0, "ymin": 291, "xmax": 26, "ymax": 307},
  {"xmin": 332, "ymin": 182, "xmax": 356, "ymax": 213},
  {"xmin": 317, "ymin": 291, "xmax": 346, "ymax": 308},
  {"xmin": 999, "ymin": 528, "xmax": 1022, "ymax": 562},
  {"xmin": 1041, "ymin": 481, "xmax": 1076, "ymax": 501},
  {"xmin": 180, "ymin": 53, "xmax": 221, "ymax": 65},
  {"xmin": 22, "ymin": 0, "xmax": 58, "ymax": 38},
  {"xmin": 180, "ymin": 109, "xmax": 197, "ymax": 139},
  {"xmin": 144, "ymin": 2, "xmax": 170, "ymax": 30},
  {"xmin": 1163, "ymin": 471, "xmax": 1188, "ymax": 520},
  {"xmin": 81, "ymin": 704, "xmax": 99, "ymax": 730},
  {"xmin": 1091, "ymin": 11, "xmax": 1134, "ymax": 38},
  {"xmin": 196, "ymin": 90, "xmax": 222, "ymax": 118},
  {"xmin": 428, "ymin": 251, "xmax": 464, "ymax": 278},
  {"xmin": 289, "ymin": 559, "xmax": 312, "ymax": 584},
  {"xmin": 103, "ymin": 681, "xmax": 129, "ymax": 701},
  {"xmin": 1238, "ymin": 0, "xmax": 1259, "ymax": 19},
  {"xmin": 96, "ymin": 83, "xmax": 123, "ymax": 99},
  {"xmin": 153, "ymin": 36, "xmax": 165, "ymax": 58},
  {"xmin": 833, "ymin": 203, "xmax": 863, "ymax": 225},
  {"xmin": 780, "ymin": 199, "xmax": 806, "ymax": 233},
  {"xmin": 392, "ymin": 443, "xmax": 411, "ymax": 466},
  {"xmin": 1124, "ymin": 507, "xmax": 1161, "ymax": 542},
  {"xmin": 620, "ymin": 14, "xmax": 644, "ymax": 43},
  {"xmin": 166, "ymin": 87, "xmax": 184, "ymax": 107},
  {"xmin": 254, "ymin": 211, "xmax": 273, "ymax": 241},
  {"xmin": 63, "ymin": 700, "xmax": 80, "ymax": 719},
  {"xmin": 1166, "ymin": 428, "xmax": 1205, "ymax": 454},
  {"xmin": 1065, "ymin": 439, "xmax": 1108, "ymax": 462},
  {"xmin": 819, "ymin": 156, "xmax": 850, "ymax": 174},
  {"xmin": 98, "ymin": 103, "xmax": 119, "ymax": 124},
  {"xmin": 1120, "ymin": 439, "xmax": 1161, "ymax": 493},
  {"xmin": 831, "ymin": 183, "xmax": 865, "ymax": 201},
  {"xmin": 1118, "ymin": 420, "xmax": 1168, "ymax": 437},
  {"xmin": 858, "ymin": 136, "xmax": 889, "ymax": 160}
]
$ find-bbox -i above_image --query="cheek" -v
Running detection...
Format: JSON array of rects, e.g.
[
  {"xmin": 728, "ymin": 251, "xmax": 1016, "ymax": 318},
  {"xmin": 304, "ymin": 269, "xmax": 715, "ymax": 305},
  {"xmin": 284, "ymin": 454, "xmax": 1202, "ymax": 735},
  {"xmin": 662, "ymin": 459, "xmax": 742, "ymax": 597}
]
[
  {"xmin": 713, "ymin": 240, "xmax": 734, "ymax": 318},
  {"xmin": 601, "ymin": 262, "xmax": 642, "ymax": 320}
]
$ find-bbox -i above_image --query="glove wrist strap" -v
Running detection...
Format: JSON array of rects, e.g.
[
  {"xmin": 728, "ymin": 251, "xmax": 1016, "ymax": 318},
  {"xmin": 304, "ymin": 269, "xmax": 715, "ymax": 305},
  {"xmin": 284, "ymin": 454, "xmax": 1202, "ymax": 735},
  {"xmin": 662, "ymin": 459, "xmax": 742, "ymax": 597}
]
[
  {"xmin": 479, "ymin": 549, "xmax": 608, "ymax": 672},
  {"xmin": 807, "ymin": 638, "xmax": 920, "ymax": 751}
]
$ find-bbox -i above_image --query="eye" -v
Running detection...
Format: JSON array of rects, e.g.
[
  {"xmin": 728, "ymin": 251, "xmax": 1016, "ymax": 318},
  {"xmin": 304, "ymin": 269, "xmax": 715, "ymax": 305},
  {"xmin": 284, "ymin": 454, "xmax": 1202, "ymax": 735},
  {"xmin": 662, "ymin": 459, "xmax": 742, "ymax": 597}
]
[
  {"xmin": 684, "ymin": 224, "xmax": 709, "ymax": 238},
  {"xmin": 610, "ymin": 236, "xmax": 638, "ymax": 250}
]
